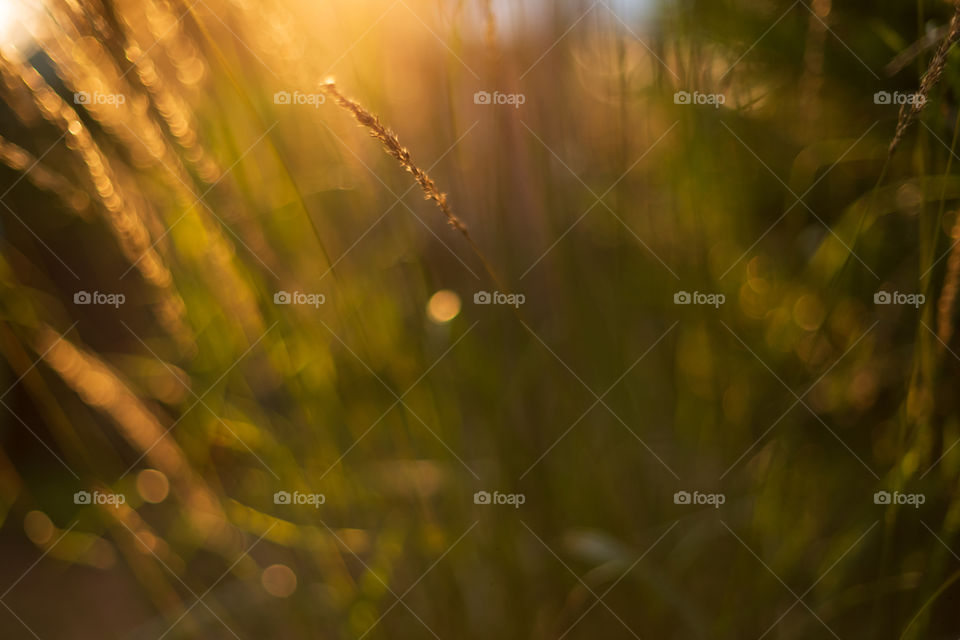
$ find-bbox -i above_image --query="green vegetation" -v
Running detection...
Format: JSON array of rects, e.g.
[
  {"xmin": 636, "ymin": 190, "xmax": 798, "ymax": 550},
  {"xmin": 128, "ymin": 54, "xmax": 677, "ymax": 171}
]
[{"xmin": 1, "ymin": 0, "xmax": 960, "ymax": 637}]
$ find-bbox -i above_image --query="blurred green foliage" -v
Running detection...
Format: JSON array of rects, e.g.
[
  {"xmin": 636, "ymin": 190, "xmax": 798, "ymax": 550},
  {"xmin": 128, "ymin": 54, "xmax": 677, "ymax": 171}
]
[{"xmin": 2, "ymin": 0, "xmax": 960, "ymax": 638}]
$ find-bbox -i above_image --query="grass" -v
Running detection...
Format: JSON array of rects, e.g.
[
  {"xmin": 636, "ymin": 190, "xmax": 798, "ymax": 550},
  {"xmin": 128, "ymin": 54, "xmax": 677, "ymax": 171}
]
[{"xmin": 1, "ymin": 0, "xmax": 960, "ymax": 638}]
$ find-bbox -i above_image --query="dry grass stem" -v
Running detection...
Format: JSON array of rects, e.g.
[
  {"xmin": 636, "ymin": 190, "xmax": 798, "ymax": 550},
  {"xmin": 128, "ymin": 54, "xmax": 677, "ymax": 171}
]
[
  {"xmin": 320, "ymin": 80, "xmax": 469, "ymax": 234},
  {"xmin": 890, "ymin": 3, "xmax": 960, "ymax": 153},
  {"xmin": 320, "ymin": 79, "xmax": 511, "ymax": 293}
]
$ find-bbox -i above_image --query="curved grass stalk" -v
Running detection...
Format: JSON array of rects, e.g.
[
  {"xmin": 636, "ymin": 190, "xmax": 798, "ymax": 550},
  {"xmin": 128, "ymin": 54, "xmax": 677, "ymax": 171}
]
[{"xmin": 320, "ymin": 80, "xmax": 510, "ymax": 295}]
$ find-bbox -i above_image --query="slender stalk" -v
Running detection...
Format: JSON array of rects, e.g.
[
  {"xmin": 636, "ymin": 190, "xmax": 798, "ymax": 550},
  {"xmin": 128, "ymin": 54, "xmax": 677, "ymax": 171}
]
[
  {"xmin": 320, "ymin": 80, "xmax": 509, "ymax": 294},
  {"xmin": 889, "ymin": 4, "xmax": 960, "ymax": 154}
]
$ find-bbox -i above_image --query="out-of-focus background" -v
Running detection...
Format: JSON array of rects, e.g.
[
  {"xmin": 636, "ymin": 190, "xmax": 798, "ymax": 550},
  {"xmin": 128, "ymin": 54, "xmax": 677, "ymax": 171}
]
[{"xmin": 1, "ymin": 0, "xmax": 960, "ymax": 637}]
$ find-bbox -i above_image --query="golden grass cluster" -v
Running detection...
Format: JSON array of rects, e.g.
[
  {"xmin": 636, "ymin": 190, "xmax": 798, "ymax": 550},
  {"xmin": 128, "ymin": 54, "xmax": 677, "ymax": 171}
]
[{"xmin": 6, "ymin": 0, "xmax": 960, "ymax": 636}]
